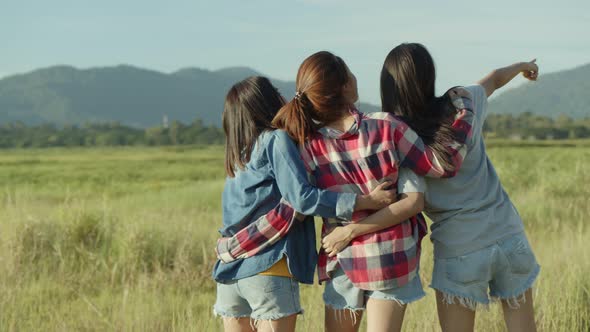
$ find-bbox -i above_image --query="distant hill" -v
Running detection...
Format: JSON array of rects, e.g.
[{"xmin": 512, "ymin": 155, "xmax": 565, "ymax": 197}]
[
  {"xmin": 0, "ymin": 65, "xmax": 378, "ymax": 127},
  {"xmin": 2, "ymin": 62, "xmax": 585, "ymax": 128},
  {"xmin": 489, "ymin": 63, "xmax": 590, "ymax": 119}
]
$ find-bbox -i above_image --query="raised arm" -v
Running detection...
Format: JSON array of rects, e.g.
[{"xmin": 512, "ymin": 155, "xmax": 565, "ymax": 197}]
[{"xmin": 478, "ymin": 59, "xmax": 539, "ymax": 97}]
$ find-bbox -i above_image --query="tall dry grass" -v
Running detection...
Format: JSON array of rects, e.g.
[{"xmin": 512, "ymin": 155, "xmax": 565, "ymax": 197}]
[{"xmin": 0, "ymin": 142, "xmax": 588, "ymax": 331}]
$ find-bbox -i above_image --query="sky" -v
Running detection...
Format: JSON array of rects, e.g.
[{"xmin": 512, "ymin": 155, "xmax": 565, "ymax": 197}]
[{"xmin": 1, "ymin": 0, "xmax": 589, "ymax": 104}]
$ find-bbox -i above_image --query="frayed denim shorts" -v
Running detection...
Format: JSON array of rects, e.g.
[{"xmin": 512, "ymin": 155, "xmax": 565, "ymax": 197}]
[
  {"xmin": 323, "ymin": 266, "xmax": 426, "ymax": 311},
  {"xmin": 214, "ymin": 275, "xmax": 302, "ymax": 321},
  {"xmin": 430, "ymin": 232, "xmax": 540, "ymax": 310}
]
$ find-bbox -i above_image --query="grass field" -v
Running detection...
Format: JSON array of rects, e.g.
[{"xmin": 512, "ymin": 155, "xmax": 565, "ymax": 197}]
[{"xmin": 1, "ymin": 141, "xmax": 589, "ymax": 331}]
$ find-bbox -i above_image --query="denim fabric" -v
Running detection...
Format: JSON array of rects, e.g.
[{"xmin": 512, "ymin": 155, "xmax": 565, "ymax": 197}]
[
  {"xmin": 430, "ymin": 232, "xmax": 540, "ymax": 307},
  {"xmin": 214, "ymin": 275, "xmax": 302, "ymax": 320},
  {"xmin": 323, "ymin": 266, "xmax": 425, "ymax": 310},
  {"xmin": 213, "ymin": 130, "xmax": 356, "ymax": 284}
]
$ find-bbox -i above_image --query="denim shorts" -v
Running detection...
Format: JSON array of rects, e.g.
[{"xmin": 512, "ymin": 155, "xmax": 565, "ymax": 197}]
[
  {"xmin": 431, "ymin": 232, "xmax": 540, "ymax": 310},
  {"xmin": 323, "ymin": 266, "xmax": 426, "ymax": 310},
  {"xmin": 214, "ymin": 275, "xmax": 302, "ymax": 320}
]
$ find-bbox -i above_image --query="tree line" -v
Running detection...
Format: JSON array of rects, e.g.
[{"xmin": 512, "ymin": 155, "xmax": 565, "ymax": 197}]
[
  {"xmin": 483, "ymin": 112, "xmax": 590, "ymax": 140},
  {"xmin": 0, "ymin": 119, "xmax": 224, "ymax": 148},
  {"xmin": 1, "ymin": 113, "xmax": 589, "ymax": 148}
]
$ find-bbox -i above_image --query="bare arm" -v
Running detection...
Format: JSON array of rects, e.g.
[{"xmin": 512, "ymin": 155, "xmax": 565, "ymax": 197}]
[
  {"xmin": 321, "ymin": 192, "xmax": 424, "ymax": 257},
  {"xmin": 478, "ymin": 59, "xmax": 539, "ymax": 97}
]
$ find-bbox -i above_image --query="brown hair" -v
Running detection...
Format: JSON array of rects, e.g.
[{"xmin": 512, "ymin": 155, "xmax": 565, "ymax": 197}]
[
  {"xmin": 222, "ymin": 76, "xmax": 284, "ymax": 177},
  {"xmin": 272, "ymin": 51, "xmax": 352, "ymax": 145},
  {"xmin": 380, "ymin": 43, "xmax": 459, "ymax": 171}
]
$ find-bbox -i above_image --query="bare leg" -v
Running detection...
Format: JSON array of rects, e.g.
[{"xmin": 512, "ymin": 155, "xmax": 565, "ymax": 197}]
[
  {"xmin": 365, "ymin": 297, "xmax": 407, "ymax": 332},
  {"xmin": 501, "ymin": 288, "xmax": 537, "ymax": 332},
  {"xmin": 435, "ymin": 290, "xmax": 476, "ymax": 332},
  {"xmin": 223, "ymin": 317, "xmax": 256, "ymax": 332},
  {"xmin": 254, "ymin": 314, "xmax": 298, "ymax": 332},
  {"xmin": 325, "ymin": 306, "xmax": 363, "ymax": 332}
]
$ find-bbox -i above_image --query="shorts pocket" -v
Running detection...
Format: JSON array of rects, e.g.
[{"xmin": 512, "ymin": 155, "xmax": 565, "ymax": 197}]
[
  {"xmin": 503, "ymin": 237, "xmax": 537, "ymax": 275},
  {"xmin": 442, "ymin": 251, "xmax": 491, "ymax": 285},
  {"xmin": 241, "ymin": 275, "xmax": 287, "ymax": 293}
]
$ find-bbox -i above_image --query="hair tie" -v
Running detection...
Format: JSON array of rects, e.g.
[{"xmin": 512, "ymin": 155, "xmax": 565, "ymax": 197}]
[{"xmin": 294, "ymin": 91, "xmax": 303, "ymax": 100}]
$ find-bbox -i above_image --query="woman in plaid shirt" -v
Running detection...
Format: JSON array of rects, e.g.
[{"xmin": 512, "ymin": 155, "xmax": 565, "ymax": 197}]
[{"xmin": 217, "ymin": 51, "xmax": 475, "ymax": 332}]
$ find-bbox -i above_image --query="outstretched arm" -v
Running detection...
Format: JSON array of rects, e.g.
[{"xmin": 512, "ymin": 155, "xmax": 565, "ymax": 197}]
[{"xmin": 478, "ymin": 59, "xmax": 539, "ymax": 97}]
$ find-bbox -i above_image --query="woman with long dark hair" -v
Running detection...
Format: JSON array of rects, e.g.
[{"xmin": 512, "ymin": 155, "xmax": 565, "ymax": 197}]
[
  {"xmin": 217, "ymin": 52, "xmax": 476, "ymax": 332},
  {"xmin": 329, "ymin": 43, "xmax": 540, "ymax": 332},
  {"xmin": 212, "ymin": 76, "xmax": 397, "ymax": 332}
]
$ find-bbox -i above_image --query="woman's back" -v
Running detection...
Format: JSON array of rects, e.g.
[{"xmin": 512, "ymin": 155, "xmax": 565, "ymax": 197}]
[
  {"xmin": 214, "ymin": 130, "xmax": 318, "ymax": 283},
  {"xmin": 302, "ymin": 111, "xmax": 399, "ymax": 221},
  {"xmin": 301, "ymin": 109, "xmax": 427, "ymax": 290},
  {"xmin": 424, "ymin": 85, "xmax": 524, "ymax": 259},
  {"xmin": 221, "ymin": 131, "xmax": 281, "ymax": 235}
]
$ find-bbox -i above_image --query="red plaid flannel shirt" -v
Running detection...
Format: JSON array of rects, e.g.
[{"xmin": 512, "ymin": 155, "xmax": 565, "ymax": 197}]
[{"xmin": 216, "ymin": 87, "xmax": 475, "ymax": 290}]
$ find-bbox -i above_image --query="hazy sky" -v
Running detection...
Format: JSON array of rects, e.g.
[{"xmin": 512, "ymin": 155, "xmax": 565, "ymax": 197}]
[{"xmin": 2, "ymin": 0, "xmax": 588, "ymax": 104}]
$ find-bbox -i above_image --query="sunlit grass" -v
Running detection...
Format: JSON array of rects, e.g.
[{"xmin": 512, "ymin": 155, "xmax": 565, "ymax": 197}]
[{"xmin": 0, "ymin": 142, "xmax": 589, "ymax": 331}]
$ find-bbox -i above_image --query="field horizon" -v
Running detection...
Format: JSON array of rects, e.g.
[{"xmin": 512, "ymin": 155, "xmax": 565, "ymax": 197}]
[{"xmin": 1, "ymin": 141, "xmax": 589, "ymax": 331}]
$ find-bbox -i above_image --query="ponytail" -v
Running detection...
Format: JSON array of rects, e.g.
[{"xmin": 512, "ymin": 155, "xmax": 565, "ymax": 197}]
[
  {"xmin": 272, "ymin": 93, "xmax": 317, "ymax": 146},
  {"xmin": 273, "ymin": 51, "xmax": 353, "ymax": 145}
]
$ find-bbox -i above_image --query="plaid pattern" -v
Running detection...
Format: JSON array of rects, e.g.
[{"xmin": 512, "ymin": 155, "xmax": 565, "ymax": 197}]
[
  {"xmin": 216, "ymin": 199, "xmax": 305, "ymax": 263},
  {"xmin": 216, "ymin": 87, "xmax": 475, "ymax": 290}
]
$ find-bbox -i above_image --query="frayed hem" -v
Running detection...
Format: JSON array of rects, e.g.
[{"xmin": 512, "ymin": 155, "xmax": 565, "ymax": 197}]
[
  {"xmin": 430, "ymin": 285, "xmax": 489, "ymax": 311},
  {"xmin": 250, "ymin": 309, "xmax": 304, "ymax": 321},
  {"xmin": 212, "ymin": 307, "xmax": 251, "ymax": 319},
  {"xmin": 491, "ymin": 292, "xmax": 528, "ymax": 309},
  {"xmin": 490, "ymin": 264, "xmax": 540, "ymax": 310},
  {"xmin": 213, "ymin": 308, "xmax": 259, "ymax": 331},
  {"xmin": 324, "ymin": 302, "xmax": 365, "ymax": 312},
  {"xmin": 366, "ymin": 291, "xmax": 426, "ymax": 305},
  {"xmin": 441, "ymin": 291, "xmax": 482, "ymax": 311},
  {"xmin": 324, "ymin": 304, "xmax": 364, "ymax": 326},
  {"xmin": 216, "ymin": 310, "xmax": 303, "ymax": 332},
  {"xmin": 214, "ymin": 307, "xmax": 303, "ymax": 332}
]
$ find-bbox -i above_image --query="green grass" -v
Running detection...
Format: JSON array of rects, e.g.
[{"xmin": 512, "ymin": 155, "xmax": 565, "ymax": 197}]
[{"xmin": 1, "ymin": 142, "xmax": 589, "ymax": 331}]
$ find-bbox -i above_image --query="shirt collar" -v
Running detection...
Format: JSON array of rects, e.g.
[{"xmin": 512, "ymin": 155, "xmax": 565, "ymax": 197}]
[{"xmin": 318, "ymin": 108, "xmax": 361, "ymax": 139}]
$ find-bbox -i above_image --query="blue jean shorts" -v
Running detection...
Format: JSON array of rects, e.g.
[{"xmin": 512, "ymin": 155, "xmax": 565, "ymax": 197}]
[
  {"xmin": 214, "ymin": 275, "xmax": 302, "ymax": 320},
  {"xmin": 323, "ymin": 266, "xmax": 426, "ymax": 310},
  {"xmin": 431, "ymin": 232, "xmax": 540, "ymax": 310}
]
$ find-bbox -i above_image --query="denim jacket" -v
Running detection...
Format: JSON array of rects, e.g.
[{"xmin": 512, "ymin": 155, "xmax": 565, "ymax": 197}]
[{"xmin": 212, "ymin": 130, "xmax": 356, "ymax": 284}]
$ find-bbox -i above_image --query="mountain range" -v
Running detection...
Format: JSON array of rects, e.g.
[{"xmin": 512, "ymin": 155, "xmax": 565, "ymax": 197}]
[{"xmin": 0, "ymin": 63, "xmax": 587, "ymax": 127}]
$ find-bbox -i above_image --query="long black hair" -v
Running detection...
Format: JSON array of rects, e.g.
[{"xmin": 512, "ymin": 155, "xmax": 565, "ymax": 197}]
[
  {"xmin": 380, "ymin": 43, "xmax": 459, "ymax": 171},
  {"xmin": 222, "ymin": 76, "xmax": 284, "ymax": 177}
]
